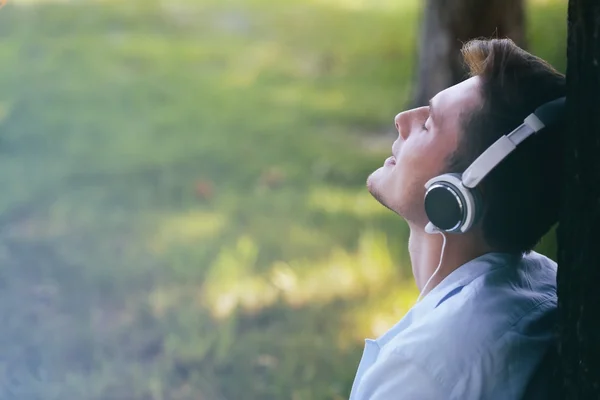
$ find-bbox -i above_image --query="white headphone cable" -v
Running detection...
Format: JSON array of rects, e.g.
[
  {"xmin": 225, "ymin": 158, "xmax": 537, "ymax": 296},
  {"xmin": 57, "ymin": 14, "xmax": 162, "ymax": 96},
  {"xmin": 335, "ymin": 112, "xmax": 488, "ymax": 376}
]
[{"xmin": 416, "ymin": 229, "xmax": 447, "ymax": 303}]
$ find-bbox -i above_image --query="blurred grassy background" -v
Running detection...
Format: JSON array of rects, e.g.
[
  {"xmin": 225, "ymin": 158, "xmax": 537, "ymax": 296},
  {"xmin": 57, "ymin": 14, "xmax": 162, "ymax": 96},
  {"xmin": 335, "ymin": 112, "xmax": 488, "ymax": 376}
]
[{"xmin": 0, "ymin": 0, "xmax": 566, "ymax": 399}]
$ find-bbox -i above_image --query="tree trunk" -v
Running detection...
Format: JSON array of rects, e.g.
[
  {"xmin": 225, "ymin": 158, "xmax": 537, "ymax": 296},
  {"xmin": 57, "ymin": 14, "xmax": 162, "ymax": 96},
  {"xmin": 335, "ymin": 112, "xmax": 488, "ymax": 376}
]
[
  {"xmin": 557, "ymin": 0, "xmax": 600, "ymax": 399},
  {"xmin": 412, "ymin": 0, "xmax": 526, "ymax": 107}
]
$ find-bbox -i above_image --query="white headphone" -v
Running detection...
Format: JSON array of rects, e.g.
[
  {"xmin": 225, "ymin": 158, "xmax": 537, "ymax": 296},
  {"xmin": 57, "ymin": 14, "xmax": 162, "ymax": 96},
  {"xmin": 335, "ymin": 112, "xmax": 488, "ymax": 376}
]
[{"xmin": 424, "ymin": 97, "xmax": 566, "ymax": 234}]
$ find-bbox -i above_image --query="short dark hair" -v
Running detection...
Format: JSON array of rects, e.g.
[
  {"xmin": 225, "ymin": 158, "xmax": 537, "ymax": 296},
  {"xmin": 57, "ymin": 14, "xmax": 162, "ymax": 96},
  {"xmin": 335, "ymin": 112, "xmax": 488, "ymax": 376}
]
[{"xmin": 447, "ymin": 38, "xmax": 566, "ymax": 254}]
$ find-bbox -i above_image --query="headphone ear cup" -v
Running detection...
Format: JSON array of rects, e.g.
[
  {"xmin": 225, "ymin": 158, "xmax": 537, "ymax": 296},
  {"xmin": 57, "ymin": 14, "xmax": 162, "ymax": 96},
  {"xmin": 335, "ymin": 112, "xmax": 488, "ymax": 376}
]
[
  {"xmin": 424, "ymin": 173, "xmax": 479, "ymax": 233},
  {"xmin": 424, "ymin": 174, "xmax": 466, "ymax": 232}
]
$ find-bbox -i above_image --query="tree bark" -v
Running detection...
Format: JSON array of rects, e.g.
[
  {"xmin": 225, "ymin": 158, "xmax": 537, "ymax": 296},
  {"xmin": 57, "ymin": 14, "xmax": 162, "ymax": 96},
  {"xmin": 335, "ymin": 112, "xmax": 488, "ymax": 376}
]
[
  {"xmin": 412, "ymin": 0, "xmax": 526, "ymax": 107},
  {"xmin": 557, "ymin": 0, "xmax": 600, "ymax": 398}
]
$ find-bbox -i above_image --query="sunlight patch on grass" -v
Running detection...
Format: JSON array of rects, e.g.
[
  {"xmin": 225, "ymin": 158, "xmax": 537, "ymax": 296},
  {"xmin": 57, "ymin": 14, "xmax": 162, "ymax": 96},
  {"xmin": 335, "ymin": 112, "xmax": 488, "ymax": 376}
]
[
  {"xmin": 288, "ymin": 224, "xmax": 335, "ymax": 249},
  {"xmin": 270, "ymin": 85, "xmax": 347, "ymax": 111},
  {"xmin": 219, "ymin": 40, "xmax": 283, "ymax": 89},
  {"xmin": 203, "ymin": 230, "xmax": 403, "ymax": 318},
  {"xmin": 150, "ymin": 210, "xmax": 228, "ymax": 253},
  {"xmin": 272, "ymin": 230, "xmax": 399, "ymax": 307},
  {"xmin": 148, "ymin": 284, "xmax": 188, "ymax": 318},
  {"xmin": 11, "ymin": 0, "xmax": 75, "ymax": 5},
  {"xmin": 218, "ymin": 42, "xmax": 338, "ymax": 91},
  {"xmin": 343, "ymin": 281, "xmax": 418, "ymax": 343},
  {"xmin": 203, "ymin": 236, "xmax": 278, "ymax": 318},
  {"xmin": 308, "ymin": 185, "xmax": 389, "ymax": 217},
  {"xmin": 307, "ymin": 0, "xmax": 417, "ymax": 11}
]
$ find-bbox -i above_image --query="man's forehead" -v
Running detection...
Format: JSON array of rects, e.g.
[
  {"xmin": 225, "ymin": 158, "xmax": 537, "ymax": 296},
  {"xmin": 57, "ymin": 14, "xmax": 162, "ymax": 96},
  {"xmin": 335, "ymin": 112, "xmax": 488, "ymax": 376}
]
[{"xmin": 432, "ymin": 76, "xmax": 482, "ymax": 120}]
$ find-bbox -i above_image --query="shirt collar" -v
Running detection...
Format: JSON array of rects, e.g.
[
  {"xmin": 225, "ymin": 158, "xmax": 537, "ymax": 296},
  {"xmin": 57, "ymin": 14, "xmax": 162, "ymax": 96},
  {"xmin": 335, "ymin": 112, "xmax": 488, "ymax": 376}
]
[{"xmin": 411, "ymin": 251, "xmax": 522, "ymax": 320}]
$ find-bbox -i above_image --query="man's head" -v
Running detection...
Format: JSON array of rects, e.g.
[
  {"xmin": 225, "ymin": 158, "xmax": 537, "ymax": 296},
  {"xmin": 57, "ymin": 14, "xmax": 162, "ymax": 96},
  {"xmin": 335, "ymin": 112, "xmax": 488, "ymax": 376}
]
[{"xmin": 367, "ymin": 38, "xmax": 566, "ymax": 254}]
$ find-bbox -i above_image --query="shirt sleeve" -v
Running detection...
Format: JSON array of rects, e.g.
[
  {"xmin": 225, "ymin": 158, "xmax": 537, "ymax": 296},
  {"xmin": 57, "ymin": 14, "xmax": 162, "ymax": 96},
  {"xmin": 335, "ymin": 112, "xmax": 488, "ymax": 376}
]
[{"xmin": 353, "ymin": 351, "xmax": 449, "ymax": 400}]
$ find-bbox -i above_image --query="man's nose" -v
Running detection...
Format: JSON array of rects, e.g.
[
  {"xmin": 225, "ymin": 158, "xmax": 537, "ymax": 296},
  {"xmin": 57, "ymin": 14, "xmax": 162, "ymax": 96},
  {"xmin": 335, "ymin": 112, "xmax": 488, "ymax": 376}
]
[{"xmin": 394, "ymin": 111, "xmax": 409, "ymax": 140}]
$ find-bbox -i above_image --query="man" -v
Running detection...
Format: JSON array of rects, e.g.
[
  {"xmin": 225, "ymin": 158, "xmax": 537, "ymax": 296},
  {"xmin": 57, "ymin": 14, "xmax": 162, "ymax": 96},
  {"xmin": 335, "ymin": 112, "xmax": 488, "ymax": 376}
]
[{"xmin": 350, "ymin": 39, "xmax": 564, "ymax": 399}]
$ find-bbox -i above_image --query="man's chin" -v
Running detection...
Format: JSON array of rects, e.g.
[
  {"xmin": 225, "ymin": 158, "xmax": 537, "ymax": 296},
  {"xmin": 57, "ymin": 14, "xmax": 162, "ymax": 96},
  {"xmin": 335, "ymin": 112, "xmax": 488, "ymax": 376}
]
[
  {"xmin": 366, "ymin": 170, "xmax": 389, "ymax": 207},
  {"xmin": 366, "ymin": 169, "xmax": 380, "ymax": 193}
]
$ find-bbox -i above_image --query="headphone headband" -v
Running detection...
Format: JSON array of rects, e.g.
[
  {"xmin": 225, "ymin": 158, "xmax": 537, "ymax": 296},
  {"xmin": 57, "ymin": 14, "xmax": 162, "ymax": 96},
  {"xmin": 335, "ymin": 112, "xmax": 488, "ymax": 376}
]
[
  {"xmin": 462, "ymin": 97, "xmax": 566, "ymax": 189},
  {"xmin": 424, "ymin": 96, "xmax": 566, "ymax": 234}
]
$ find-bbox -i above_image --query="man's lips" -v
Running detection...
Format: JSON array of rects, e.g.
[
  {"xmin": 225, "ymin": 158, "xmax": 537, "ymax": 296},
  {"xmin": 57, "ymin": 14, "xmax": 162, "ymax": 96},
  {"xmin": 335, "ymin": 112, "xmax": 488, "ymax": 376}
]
[{"xmin": 384, "ymin": 156, "xmax": 396, "ymax": 167}]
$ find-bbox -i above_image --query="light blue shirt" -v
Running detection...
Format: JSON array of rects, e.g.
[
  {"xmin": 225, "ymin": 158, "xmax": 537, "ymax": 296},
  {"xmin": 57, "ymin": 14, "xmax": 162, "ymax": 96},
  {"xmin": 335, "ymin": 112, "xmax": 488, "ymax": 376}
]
[{"xmin": 349, "ymin": 251, "xmax": 557, "ymax": 400}]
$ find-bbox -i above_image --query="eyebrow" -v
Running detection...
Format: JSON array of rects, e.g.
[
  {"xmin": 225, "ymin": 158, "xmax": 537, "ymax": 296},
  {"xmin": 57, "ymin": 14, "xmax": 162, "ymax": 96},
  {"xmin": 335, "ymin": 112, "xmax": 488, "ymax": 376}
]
[{"xmin": 428, "ymin": 99, "xmax": 440, "ymax": 124}]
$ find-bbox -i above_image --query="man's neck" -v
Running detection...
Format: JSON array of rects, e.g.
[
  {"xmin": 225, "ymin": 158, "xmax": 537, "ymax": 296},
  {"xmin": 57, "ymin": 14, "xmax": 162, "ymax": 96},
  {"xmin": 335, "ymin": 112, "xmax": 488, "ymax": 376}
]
[{"xmin": 407, "ymin": 223, "xmax": 492, "ymax": 298}]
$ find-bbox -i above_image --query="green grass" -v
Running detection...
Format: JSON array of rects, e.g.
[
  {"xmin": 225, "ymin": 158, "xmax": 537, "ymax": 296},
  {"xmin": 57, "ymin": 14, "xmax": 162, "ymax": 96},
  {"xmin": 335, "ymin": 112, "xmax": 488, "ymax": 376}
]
[{"xmin": 0, "ymin": 0, "xmax": 566, "ymax": 399}]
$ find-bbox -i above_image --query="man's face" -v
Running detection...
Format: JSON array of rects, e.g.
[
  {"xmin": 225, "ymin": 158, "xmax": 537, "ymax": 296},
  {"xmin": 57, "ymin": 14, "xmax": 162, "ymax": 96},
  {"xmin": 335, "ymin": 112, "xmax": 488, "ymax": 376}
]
[{"xmin": 367, "ymin": 76, "xmax": 482, "ymax": 227}]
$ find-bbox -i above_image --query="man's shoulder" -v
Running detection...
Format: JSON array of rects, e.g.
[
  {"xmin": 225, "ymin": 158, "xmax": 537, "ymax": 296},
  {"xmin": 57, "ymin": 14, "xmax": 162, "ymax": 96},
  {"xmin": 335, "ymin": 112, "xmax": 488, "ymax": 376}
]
[
  {"xmin": 441, "ymin": 250, "xmax": 557, "ymax": 329},
  {"xmin": 379, "ymin": 251, "xmax": 558, "ymax": 396}
]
